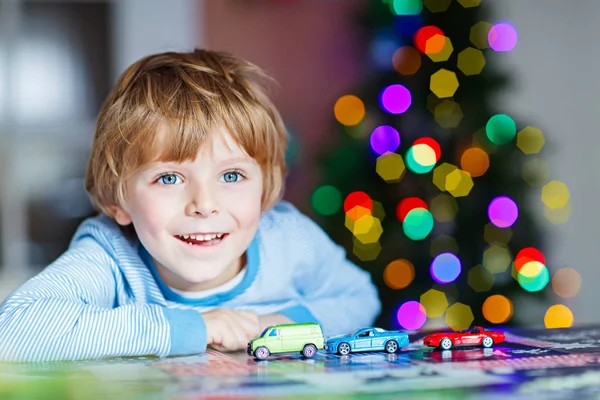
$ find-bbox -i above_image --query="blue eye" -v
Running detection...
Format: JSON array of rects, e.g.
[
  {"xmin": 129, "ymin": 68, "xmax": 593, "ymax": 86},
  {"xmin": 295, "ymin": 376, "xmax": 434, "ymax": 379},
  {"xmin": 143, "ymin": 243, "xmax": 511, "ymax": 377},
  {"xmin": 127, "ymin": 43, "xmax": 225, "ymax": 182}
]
[
  {"xmin": 220, "ymin": 171, "xmax": 245, "ymax": 183},
  {"xmin": 158, "ymin": 174, "xmax": 182, "ymax": 185}
]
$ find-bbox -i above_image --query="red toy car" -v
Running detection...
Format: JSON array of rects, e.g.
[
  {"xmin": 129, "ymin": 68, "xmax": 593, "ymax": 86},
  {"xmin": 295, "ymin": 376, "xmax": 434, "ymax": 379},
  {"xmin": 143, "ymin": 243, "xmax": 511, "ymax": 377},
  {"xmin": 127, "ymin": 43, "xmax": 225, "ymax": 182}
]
[{"xmin": 422, "ymin": 326, "xmax": 505, "ymax": 350}]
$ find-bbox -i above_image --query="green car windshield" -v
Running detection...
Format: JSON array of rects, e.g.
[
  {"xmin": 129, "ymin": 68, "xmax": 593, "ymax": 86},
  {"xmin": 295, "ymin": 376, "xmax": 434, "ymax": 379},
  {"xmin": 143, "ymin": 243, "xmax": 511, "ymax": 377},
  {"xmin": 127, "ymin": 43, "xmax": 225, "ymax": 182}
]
[{"xmin": 260, "ymin": 327, "xmax": 271, "ymax": 337}]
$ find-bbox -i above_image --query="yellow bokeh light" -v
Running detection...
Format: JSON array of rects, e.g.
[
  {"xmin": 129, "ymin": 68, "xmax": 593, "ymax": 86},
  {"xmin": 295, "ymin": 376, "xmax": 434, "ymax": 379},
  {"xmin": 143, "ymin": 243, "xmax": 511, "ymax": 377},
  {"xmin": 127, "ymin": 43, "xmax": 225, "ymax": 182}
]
[
  {"xmin": 446, "ymin": 169, "xmax": 474, "ymax": 197},
  {"xmin": 470, "ymin": 21, "xmax": 492, "ymax": 49},
  {"xmin": 426, "ymin": 36, "xmax": 454, "ymax": 62},
  {"xmin": 457, "ymin": 48, "xmax": 486, "ymax": 75},
  {"xmin": 384, "ymin": 259, "xmax": 415, "ymax": 290},
  {"xmin": 376, "ymin": 152, "xmax": 406, "ymax": 183},
  {"xmin": 522, "ymin": 158, "xmax": 550, "ymax": 187},
  {"xmin": 434, "ymin": 99, "xmax": 463, "ymax": 128},
  {"xmin": 483, "ymin": 245, "xmax": 512, "ymax": 274},
  {"xmin": 433, "ymin": 163, "xmax": 458, "ymax": 192},
  {"xmin": 482, "ymin": 295, "xmax": 513, "ymax": 324},
  {"xmin": 353, "ymin": 216, "xmax": 383, "ymax": 244},
  {"xmin": 445, "ymin": 303, "xmax": 474, "ymax": 331},
  {"xmin": 430, "ymin": 235, "xmax": 460, "ymax": 257},
  {"xmin": 430, "ymin": 194, "xmax": 459, "ymax": 222},
  {"xmin": 541, "ymin": 180, "xmax": 570, "ymax": 209},
  {"xmin": 458, "ymin": 0, "xmax": 482, "ymax": 7},
  {"xmin": 468, "ymin": 265, "xmax": 495, "ymax": 292},
  {"xmin": 345, "ymin": 208, "xmax": 371, "ymax": 235},
  {"xmin": 483, "ymin": 223, "xmax": 513, "ymax": 246},
  {"xmin": 460, "ymin": 147, "xmax": 489, "ymax": 177},
  {"xmin": 412, "ymin": 143, "xmax": 437, "ymax": 167},
  {"xmin": 552, "ymin": 267, "xmax": 581, "ymax": 298},
  {"xmin": 544, "ymin": 304, "xmax": 574, "ymax": 328},
  {"xmin": 423, "ymin": 0, "xmax": 452, "ymax": 13},
  {"xmin": 420, "ymin": 289, "xmax": 449, "ymax": 318},
  {"xmin": 430, "ymin": 69, "xmax": 459, "ymax": 98},
  {"xmin": 544, "ymin": 202, "xmax": 572, "ymax": 224},
  {"xmin": 334, "ymin": 95, "xmax": 365, "ymax": 126},
  {"xmin": 352, "ymin": 239, "xmax": 381, "ymax": 262},
  {"xmin": 517, "ymin": 126, "xmax": 546, "ymax": 155},
  {"xmin": 372, "ymin": 200, "xmax": 386, "ymax": 222},
  {"xmin": 348, "ymin": 214, "xmax": 375, "ymax": 235},
  {"xmin": 427, "ymin": 93, "xmax": 442, "ymax": 115}
]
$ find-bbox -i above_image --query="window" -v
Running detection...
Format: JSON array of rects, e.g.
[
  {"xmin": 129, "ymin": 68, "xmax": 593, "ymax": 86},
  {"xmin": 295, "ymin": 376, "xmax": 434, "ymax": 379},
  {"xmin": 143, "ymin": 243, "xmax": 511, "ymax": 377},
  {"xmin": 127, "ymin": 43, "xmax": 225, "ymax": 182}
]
[
  {"xmin": 358, "ymin": 330, "xmax": 373, "ymax": 338},
  {"xmin": 269, "ymin": 329, "xmax": 280, "ymax": 337}
]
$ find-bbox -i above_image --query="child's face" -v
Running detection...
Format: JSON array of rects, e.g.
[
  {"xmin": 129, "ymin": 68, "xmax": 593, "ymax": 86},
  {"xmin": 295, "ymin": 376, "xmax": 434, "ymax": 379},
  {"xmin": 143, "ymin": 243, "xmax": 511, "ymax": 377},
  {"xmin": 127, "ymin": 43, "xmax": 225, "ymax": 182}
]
[{"xmin": 113, "ymin": 126, "xmax": 264, "ymax": 291}]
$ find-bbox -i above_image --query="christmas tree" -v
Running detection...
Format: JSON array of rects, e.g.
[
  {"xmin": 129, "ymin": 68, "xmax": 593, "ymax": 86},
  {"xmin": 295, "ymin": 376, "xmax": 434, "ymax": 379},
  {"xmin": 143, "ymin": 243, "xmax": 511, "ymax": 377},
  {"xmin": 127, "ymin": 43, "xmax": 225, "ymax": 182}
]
[{"xmin": 310, "ymin": 0, "xmax": 561, "ymax": 331}]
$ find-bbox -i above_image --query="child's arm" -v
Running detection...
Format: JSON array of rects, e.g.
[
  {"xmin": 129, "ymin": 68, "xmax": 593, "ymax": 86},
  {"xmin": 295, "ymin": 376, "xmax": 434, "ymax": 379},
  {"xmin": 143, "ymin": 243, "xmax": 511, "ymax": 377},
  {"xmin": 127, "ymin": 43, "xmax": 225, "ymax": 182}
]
[
  {"xmin": 0, "ymin": 237, "xmax": 206, "ymax": 362},
  {"xmin": 279, "ymin": 209, "xmax": 382, "ymax": 336}
]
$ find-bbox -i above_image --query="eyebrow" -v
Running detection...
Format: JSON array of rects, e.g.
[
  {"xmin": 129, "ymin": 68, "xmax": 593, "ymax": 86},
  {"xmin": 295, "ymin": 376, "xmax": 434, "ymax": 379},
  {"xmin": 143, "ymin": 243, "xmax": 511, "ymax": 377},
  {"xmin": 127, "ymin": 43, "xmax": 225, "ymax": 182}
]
[{"xmin": 215, "ymin": 157, "xmax": 255, "ymax": 165}]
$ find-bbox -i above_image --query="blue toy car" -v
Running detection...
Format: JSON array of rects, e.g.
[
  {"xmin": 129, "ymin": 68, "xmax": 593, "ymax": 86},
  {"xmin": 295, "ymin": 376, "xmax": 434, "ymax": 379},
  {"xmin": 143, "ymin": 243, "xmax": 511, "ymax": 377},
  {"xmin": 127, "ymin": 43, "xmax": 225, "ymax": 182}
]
[{"xmin": 325, "ymin": 327, "xmax": 409, "ymax": 355}]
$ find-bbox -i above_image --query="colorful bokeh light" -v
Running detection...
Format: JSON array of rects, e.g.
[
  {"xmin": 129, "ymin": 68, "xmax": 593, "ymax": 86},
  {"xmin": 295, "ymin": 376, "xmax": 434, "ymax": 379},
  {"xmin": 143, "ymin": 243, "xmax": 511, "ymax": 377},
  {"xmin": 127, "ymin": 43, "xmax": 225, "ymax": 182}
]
[
  {"xmin": 392, "ymin": 46, "xmax": 422, "ymax": 75},
  {"xmin": 384, "ymin": 259, "xmax": 415, "ymax": 290},
  {"xmin": 334, "ymin": 95, "xmax": 365, "ymax": 126},
  {"xmin": 486, "ymin": 114, "xmax": 516, "ymax": 145},
  {"xmin": 430, "ymin": 253, "xmax": 462, "ymax": 284},
  {"xmin": 397, "ymin": 300, "xmax": 427, "ymax": 330},
  {"xmin": 391, "ymin": 0, "xmax": 423, "ymax": 15},
  {"xmin": 380, "ymin": 84, "xmax": 412, "ymax": 114},
  {"xmin": 544, "ymin": 304, "xmax": 574, "ymax": 328},
  {"xmin": 370, "ymin": 125, "xmax": 401, "ymax": 155},
  {"xmin": 414, "ymin": 25, "xmax": 444, "ymax": 54},
  {"xmin": 396, "ymin": 197, "xmax": 428, "ymax": 222},
  {"xmin": 488, "ymin": 196, "xmax": 519, "ymax": 228},
  {"xmin": 482, "ymin": 295, "xmax": 513, "ymax": 324},
  {"xmin": 518, "ymin": 262, "xmax": 550, "ymax": 292},
  {"xmin": 460, "ymin": 147, "xmax": 489, "ymax": 177},
  {"xmin": 403, "ymin": 208, "xmax": 434, "ymax": 240},
  {"xmin": 413, "ymin": 137, "xmax": 441, "ymax": 161},
  {"xmin": 311, "ymin": 185, "xmax": 342, "ymax": 216},
  {"xmin": 406, "ymin": 144, "xmax": 437, "ymax": 174},
  {"xmin": 488, "ymin": 22, "xmax": 518, "ymax": 52},
  {"xmin": 515, "ymin": 247, "xmax": 546, "ymax": 273},
  {"xmin": 344, "ymin": 191, "xmax": 373, "ymax": 215}
]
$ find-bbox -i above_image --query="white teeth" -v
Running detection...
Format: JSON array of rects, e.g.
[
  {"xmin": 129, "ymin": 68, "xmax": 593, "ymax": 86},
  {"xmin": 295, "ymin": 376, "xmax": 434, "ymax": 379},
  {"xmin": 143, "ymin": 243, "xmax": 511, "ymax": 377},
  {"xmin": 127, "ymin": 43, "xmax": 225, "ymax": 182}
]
[{"xmin": 178, "ymin": 233, "xmax": 226, "ymax": 242}]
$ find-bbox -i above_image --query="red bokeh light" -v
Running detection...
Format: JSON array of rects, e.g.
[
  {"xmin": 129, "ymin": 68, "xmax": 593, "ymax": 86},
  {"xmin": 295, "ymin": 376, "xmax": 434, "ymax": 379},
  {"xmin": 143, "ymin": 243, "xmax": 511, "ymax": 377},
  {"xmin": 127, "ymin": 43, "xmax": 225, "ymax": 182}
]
[
  {"xmin": 413, "ymin": 137, "xmax": 441, "ymax": 161},
  {"xmin": 414, "ymin": 26, "xmax": 445, "ymax": 54},
  {"xmin": 515, "ymin": 247, "xmax": 546, "ymax": 273},
  {"xmin": 344, "ymin": 191, "xmax": 373, "ymax": 214},
  {"xmin": 396, "ymin": 197, "xmax": 428, "ymax": 222}
]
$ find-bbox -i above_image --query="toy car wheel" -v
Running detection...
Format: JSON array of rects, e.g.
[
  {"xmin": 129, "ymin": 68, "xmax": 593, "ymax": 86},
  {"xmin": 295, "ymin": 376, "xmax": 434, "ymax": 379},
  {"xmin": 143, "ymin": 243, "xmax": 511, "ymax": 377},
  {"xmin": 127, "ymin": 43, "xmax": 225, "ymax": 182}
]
[
  {"xmin": 385, "ymin": 340, "xmax": 398, "ymax": 353},
  {"xmin": 302, "ymin": 344, "xmax": 317, "ymax": 359},
  {"xmin": 254, "ymin": 346, "xmax": 270, "ymax": 360},
  {"xmin": 440, "ymin": 338, "xmax": 453, "ymax": 350},
  {"xmin": 482, "ymin": 336, "xmax": 494, "ymax": 348},
  {"xmin": 337, "ymin": 342, "xmax": 351, "ymax": 355}
]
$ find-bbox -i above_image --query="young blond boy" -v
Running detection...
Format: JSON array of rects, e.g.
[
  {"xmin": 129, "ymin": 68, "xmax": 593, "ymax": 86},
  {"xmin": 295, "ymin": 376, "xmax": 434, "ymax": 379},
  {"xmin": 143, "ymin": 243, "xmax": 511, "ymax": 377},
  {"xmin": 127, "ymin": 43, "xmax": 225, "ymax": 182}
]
[{"xmin": 0, "ymin": 49, "xmax": 380, "ymax": 362}]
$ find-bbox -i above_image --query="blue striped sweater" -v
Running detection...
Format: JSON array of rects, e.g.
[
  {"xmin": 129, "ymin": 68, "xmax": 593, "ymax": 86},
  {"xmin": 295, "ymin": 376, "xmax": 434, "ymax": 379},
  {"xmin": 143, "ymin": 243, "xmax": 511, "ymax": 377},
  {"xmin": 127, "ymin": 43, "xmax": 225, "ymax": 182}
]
[{"xmin": 0, "ymin": 201, "xmax": 381, "ymax": 362}]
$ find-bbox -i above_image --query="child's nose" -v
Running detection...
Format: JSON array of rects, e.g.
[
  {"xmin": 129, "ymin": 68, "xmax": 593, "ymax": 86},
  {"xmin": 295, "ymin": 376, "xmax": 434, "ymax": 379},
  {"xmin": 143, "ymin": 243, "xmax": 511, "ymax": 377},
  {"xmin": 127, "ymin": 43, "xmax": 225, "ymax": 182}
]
[{"xmin": 185, "ymin": 185, "xmax": 219, "ymax": 217}]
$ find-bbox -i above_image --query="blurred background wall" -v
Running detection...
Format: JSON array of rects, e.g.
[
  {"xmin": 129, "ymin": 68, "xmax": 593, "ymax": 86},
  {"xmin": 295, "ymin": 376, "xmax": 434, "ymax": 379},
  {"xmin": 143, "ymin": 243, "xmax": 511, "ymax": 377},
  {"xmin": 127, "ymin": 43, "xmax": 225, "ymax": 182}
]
[{"xmin": 0, "ymin": 0, "xmax": 592, "ymax": 328}]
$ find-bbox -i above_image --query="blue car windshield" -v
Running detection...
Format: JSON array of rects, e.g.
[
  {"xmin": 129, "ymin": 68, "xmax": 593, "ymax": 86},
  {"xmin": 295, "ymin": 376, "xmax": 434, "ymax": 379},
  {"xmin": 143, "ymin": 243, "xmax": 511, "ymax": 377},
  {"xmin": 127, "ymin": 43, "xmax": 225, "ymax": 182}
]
[{"xmin": 260, "ymin": 327, "xmax": 270, "ymax": 337}]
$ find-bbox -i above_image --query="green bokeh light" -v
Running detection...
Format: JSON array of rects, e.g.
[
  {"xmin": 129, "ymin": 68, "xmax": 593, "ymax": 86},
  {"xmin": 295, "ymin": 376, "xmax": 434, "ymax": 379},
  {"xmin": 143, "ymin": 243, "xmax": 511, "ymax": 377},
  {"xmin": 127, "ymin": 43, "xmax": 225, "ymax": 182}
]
[
  {"xmin": 311, "ymin": 185, "xmax": 342, "ymax": 216},
  {"xmin": 518, "ymin": 265, "xmax": 550, "ymax": 292},
  {"xmin": 391, "ymin": 0, "xmax": 423, "ymax": 15},
  {"xmin": 486, "ymin": 114, "xmax": 517, "ymax": 145},
  {"xmin": 405, "ymin": 146, "xmax": 435, "ymax": 174},
  {"xmin": 403, "ymin": 208, "xmax": 434, "ymax": 240}
]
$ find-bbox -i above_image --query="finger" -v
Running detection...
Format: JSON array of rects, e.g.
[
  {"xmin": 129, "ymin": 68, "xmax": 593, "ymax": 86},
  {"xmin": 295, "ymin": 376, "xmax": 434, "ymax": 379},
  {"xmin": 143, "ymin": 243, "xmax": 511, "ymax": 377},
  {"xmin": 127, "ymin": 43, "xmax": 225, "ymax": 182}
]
[
  {"xmin": 233, "ymin": 311, "xmax": 260, "ymax": 338},
  {"xmin": 221, "ymin": 313, "xmax": 248, "ymax": 351}
]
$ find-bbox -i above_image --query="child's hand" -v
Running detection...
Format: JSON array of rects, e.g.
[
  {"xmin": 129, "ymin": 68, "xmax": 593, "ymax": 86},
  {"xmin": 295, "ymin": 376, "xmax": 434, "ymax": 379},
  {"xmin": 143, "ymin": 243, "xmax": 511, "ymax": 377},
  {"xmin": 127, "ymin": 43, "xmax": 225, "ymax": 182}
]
[{"xmin": 202, "ymin": 309, "xmax": 260, "ymax": 352}]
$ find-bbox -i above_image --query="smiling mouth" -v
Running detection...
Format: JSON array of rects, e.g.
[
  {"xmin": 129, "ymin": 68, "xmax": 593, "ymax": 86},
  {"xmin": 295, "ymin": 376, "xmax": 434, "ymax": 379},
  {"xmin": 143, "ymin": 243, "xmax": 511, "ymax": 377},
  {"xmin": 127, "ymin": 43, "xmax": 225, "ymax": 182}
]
[{"xmin": 175, "ymin": 233, "xmax": 229, "ymax": 246}]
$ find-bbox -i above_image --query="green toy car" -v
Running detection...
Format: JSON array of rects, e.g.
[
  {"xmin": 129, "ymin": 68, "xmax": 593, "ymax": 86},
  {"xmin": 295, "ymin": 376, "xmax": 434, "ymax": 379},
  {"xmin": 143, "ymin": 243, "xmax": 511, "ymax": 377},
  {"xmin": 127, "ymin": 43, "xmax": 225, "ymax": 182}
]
[{"xmin": 247, "ymin": 322, "xmax": 325, "ymax": 360}]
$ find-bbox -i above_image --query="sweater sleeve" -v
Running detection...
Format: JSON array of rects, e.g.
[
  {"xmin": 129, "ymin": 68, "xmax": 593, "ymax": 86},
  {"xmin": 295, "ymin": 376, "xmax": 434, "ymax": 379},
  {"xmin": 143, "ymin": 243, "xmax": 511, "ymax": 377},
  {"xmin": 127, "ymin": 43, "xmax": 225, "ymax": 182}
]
[
  {"xmin": 0, "ymin": 237, "xmax": 206, "ymax": 362},
  {"xmin": 282, "ymin": 209, "xmax": 382, "ymax": 336}
]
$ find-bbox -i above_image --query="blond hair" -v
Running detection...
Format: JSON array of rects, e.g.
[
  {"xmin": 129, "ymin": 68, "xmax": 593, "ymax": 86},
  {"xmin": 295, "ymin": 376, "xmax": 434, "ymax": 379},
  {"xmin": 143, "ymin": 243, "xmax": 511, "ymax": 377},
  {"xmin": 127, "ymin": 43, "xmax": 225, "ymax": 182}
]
[{"xmin": 85, "ymin": 49, "xmax": 288, "ymax": 217}]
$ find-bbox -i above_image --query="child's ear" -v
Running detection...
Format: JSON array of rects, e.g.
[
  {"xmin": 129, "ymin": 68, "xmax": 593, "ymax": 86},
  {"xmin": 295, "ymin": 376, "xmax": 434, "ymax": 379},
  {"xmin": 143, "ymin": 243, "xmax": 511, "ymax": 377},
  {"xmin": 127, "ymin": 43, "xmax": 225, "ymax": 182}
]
[{"xmin": 107, "ymin": 204, "xmax": 133, "ymax": 226}]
